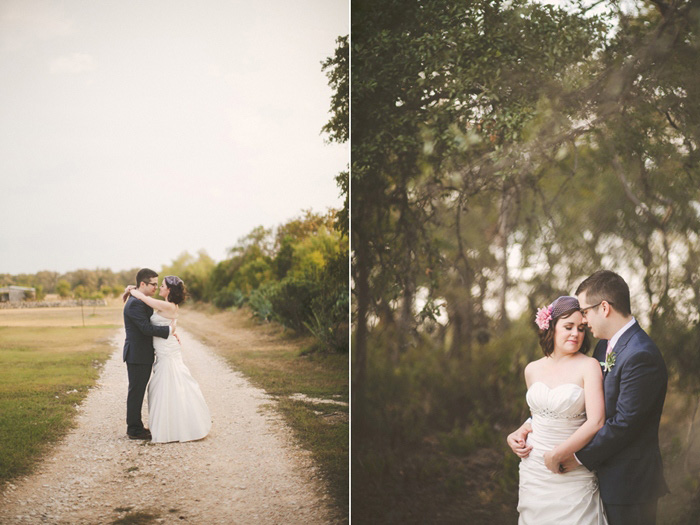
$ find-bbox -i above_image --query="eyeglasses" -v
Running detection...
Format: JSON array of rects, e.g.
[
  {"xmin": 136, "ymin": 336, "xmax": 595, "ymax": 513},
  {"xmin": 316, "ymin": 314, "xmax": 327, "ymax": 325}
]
[{"xmin": 580, "ymin": 301, "xmax": 613, "ymax": 316}]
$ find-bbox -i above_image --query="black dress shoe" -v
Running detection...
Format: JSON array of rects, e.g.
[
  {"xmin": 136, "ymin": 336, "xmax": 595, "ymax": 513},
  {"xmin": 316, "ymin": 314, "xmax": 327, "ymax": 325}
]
[{"xmin": 128, "ymin": 429, "xmax": 152, "ymax": 440}]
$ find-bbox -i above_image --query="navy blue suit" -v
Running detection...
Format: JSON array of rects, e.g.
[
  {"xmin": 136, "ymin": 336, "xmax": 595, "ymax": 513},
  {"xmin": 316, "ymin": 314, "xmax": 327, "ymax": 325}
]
[
  {"xmin": 576, "ymin": 322, "xmax": 668, "ymax": 524},
  {"xmin": 123, "ymin": 296, "xmax": 170, "ymax": 435}
]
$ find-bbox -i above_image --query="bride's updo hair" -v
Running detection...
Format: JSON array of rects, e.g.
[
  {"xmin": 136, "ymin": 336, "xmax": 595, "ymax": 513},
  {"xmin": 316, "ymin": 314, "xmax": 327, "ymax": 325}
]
[
  {"xmin": 536, "ymin": 295, "xmax": 591, "ymax": 357},
  {"xmin": 163, "ymin": 275, "xmax": 187, "ymax": 305}
]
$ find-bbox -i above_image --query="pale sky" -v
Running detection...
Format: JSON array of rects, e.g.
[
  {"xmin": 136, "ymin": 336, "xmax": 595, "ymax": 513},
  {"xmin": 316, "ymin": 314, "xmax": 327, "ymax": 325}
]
[{"xmin": 0, "ymin": 0, "xmax": 348, "ymax": 275}]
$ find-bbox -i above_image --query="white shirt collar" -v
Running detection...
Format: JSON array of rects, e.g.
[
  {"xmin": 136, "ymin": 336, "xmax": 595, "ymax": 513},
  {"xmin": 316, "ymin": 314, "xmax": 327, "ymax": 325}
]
[{"xmin": 608, "ymin": 317, "xmax": 636, "ymax": 350}]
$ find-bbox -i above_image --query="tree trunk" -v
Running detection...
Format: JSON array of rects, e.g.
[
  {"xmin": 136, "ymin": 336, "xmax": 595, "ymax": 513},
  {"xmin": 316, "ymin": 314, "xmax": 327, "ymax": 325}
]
[
  {"xmin": 497, "ymin": 184, "xmax": 515, "ymax": 330},
  {"xmin": 684, "ymin": 393, "xmax": 700, "ymax": 472},
  {"xmin": 394, "ymin": 278, "xmax": 415, "ymax": 363},
  {"xmin": 353, "ymin": 237, "xmax": 370, "ymax": 409}
]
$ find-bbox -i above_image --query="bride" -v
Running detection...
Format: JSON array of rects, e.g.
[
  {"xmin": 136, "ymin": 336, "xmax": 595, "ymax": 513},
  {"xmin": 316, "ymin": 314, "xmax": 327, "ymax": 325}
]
[
  {"xmin": 127, "ymin": 276, "xmax": 211, "ymax": 443},
  {"xmin": 510, "ymin": 295, "xmax": 607, "ymax": 524}
]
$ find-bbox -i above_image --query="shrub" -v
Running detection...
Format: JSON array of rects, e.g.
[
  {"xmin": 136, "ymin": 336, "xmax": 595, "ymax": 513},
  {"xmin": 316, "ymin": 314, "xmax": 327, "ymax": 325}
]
[
  {"xmin": 213, "ymin": 288, "xmax": 245, "ymax": 309},
  {"xmin": 270, "ymin": 276, "xmax": 319, "ymax": 332},
  {"xmin": 248, "ymin": 282, "xmax": 277, "ymax": 321},
  {"xmin": 304, "ymin": 307, "xmax": 348, "ymax": 353}
]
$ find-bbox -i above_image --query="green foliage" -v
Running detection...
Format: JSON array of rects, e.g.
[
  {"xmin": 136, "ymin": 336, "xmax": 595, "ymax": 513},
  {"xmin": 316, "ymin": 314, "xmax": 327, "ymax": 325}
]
[
  {"xmin": 322, "ymin": 34, "xmax": 349, "ymax": 238},
  {"xmin": 354, "ymin": 311, "xmax": 540, "ymax": 520},
  {"xmin": 212, "ymin": 288, "xmax": 246, "ymax": 309},
  {"xmin": 2, "ymin": 269, "xmax": 137, "ymax": 298},
  {"xmin": 353, "ymin": 0, "xmax": 700, "ymax": 520},
  {"xmin": 304, "ymin": 293, "xmax": 349, "ymax": 354},
  {"xmin": 161, "ymin": 250, "xmax": 216, "ymax": 302},
  {"xmin": 236, "ymin": 257, "xmax": 273, "ymax": 294},
  {"xmin": 438, "ymin": 420, "xmax": 494, "ymax": 457},
  {"xmin": 248, "ymin": 282, "xmax": 277, "ymax": 322},
  {"xmin": 272, "ymin": 237, "xmax": 295, "ymax": 279},
  {"xmin": 321, "ymin": 35, "xmax": 348, "ymax": 144},
  {"xmin": 207, "ymin": 210, "xmax": 347, "ymax": 353},
  {"xmin": 56, "ymin": 280, "xmax": 71, "ymax": 298},
  {"xmin": 270, "ymin": 276, "xmax": 319, "ymax": 332}
]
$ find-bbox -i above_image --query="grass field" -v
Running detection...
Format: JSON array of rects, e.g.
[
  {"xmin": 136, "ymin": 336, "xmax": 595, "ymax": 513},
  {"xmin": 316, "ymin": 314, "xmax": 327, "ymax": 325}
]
[{"xmin": 0, "ymin": 304, "xmax": 123, "ymax": 487}]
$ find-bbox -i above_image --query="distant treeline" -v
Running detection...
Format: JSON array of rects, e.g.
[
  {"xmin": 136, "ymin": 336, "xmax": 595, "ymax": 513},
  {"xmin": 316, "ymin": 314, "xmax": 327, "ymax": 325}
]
[
  {"xmin": 0, "ymin": 268, "xmax": 139, "ymax": 301},
  {"xmin": 1, "ymin": 209, "xmax": 348, "ymax": 354}
]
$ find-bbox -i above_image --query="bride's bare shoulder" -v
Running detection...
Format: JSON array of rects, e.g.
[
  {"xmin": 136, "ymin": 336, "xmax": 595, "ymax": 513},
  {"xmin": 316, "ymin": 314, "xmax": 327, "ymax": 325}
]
[
  {"xmin": 526, "ymin": 357, "xmax": 547, "ymax": 370},
  {"xmin": 524, "ymin": 358, "xmax": 546, "ymax": 382}
]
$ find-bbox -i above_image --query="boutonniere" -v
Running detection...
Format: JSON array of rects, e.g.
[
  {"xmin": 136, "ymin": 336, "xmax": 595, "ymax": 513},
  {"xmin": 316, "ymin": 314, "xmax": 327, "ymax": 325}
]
[{"xmin": 600, "ymin": 352, "xmax": 616, "ymax": 372}]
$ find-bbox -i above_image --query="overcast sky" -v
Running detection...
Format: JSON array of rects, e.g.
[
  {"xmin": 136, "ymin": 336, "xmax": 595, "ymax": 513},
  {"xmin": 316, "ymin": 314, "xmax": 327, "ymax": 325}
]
[{"xmin": 0, "ymin": 0, "xmax": 348, "ymax": 275}]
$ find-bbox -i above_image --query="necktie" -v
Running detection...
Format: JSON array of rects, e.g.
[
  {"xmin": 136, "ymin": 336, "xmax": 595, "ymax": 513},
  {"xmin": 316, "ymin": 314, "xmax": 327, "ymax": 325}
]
[{"xmin": 606, "ymin": 341, "xmax": 613, "ymax": 357}]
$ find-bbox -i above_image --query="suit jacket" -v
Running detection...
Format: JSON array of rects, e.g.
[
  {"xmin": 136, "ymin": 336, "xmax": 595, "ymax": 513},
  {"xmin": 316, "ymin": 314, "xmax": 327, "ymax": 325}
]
[
  {"xmin": 123, "ymin": 296, "xmax": 170, "ymax": 364},
  {"xmin": 576, "ymin": 322, "xmax": 669, "ymax": 504}
]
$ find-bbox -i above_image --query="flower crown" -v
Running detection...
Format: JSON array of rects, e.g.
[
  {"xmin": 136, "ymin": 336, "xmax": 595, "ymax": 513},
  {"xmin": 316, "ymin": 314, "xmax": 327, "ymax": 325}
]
[{"xmin": 535, "ymin": 305, "xmax": 553, "ymax": 330}]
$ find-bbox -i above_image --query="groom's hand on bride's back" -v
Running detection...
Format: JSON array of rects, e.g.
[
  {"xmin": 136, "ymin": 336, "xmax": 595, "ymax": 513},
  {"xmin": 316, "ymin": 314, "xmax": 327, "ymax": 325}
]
[{"xmin": 507, "ymin": 422, "xmax": 533, "ymax": 458}]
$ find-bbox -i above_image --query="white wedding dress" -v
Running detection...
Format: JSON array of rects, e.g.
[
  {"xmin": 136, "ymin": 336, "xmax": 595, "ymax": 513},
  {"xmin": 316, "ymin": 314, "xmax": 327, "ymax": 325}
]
[
  {"xmin": 517, "ymin": 382, "xmax": 608, "ymax": 525},
  {"xmin": 147, "ymin": 312, "xmax": 212, "ymax": 443}
]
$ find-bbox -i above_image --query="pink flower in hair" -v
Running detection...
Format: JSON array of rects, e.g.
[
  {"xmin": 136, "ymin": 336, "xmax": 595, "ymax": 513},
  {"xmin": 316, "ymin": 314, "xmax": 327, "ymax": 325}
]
[{"xmin": 535, "ymin": 305, "xmax": 553, "ymax": 331}]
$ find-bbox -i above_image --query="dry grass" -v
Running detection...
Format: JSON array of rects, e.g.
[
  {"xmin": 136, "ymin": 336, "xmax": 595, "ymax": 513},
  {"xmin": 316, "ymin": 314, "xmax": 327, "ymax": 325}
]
[{"xmin": 0, "ymin": 299, "xmax": 124, "ymax": 328}]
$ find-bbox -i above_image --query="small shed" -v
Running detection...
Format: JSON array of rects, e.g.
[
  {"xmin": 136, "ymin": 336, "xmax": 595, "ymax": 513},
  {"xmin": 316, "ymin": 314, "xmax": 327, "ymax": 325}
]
[{"xmin": 0, "ymin": 286, "xmax": 36, "ymax": 303}]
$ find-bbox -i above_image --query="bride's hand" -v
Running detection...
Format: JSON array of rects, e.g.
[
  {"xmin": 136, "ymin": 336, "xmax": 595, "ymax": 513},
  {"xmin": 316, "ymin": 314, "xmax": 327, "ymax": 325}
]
[{"xmin": 122, "ymin": 285, "xmax": 136, "ymax": 303}]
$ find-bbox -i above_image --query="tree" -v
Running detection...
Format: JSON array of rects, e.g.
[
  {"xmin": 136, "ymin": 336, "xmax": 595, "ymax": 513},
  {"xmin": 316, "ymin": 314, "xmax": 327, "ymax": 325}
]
[
  {"xmin": 351, "ymin": 0, "xmax": 608, "ymax": 404},
  {"xmin": 56, "ymin": 280, "xmax": 71, "ymax": 298},
  {"xmin": 352, "ymin": 1, "xmax": 700, "ymax": 521},
  {"xmin": 322, "ymin": 35, "xmax": 349, "ymax": 237},
  {"xmin": 161, "ymin": 250, "xmax": 216, "ymax": 302}
]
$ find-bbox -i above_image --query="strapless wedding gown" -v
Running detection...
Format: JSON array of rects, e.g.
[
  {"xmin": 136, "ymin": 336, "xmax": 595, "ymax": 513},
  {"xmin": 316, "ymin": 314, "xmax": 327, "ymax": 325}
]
[
  {"xmin": 148, "ymin": 312, "xmax": 211, "ymax": 443},
  {"xmin": 517, "ymin": 382, "xmax": 607, "ymax": 524}
]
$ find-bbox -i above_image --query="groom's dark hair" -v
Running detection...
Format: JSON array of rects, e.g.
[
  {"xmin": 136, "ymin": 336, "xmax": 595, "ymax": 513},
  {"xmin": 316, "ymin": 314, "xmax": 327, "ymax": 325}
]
[
  {"xmin": 575, "ymin": 270, "xmax": 632, "ymax": 316},
  {"xmin": 136, "ymin": 268, "xmax": 159, "ymax": 287}
]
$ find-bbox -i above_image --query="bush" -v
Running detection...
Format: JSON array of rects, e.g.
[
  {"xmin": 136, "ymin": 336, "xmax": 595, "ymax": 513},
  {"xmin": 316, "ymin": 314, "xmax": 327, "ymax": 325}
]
[
  {"xmin": 248, "ymin": 282, "xmax": 277, "ymax": 321},
  {"xmin": 306, "ymin": 288, "xmax": 349, "ymax": 353},
  {"xmin": 438, "ymin": 420, "xmax": 495, "ymax": 456},
  {"xmin": 213, "ymin": 288, "xmax": 246, "ymax": 309},
  {"xmin": 270, "ymin": 277, "xmax": 319, "ymax": 332}
]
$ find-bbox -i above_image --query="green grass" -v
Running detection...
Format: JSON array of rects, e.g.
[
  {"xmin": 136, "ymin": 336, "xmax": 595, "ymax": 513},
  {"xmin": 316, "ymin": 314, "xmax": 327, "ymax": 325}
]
[
  {"xmin": 0, "ymin": 324, "xmax": 118, "ymax": 486},
  {"xmin": 226, "ymin": 347, "xmax": 348, "ymax": 400}
]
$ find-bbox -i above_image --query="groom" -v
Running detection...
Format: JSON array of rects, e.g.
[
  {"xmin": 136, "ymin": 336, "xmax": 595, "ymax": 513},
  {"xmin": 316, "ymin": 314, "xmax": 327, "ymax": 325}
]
[
  {"xmin": 123, "ymin": 268, "xmax": 172, "ymax": 440},
  {"xmin": 509, "ymin": 270, "xmax": 668, "ymax": 525}
]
